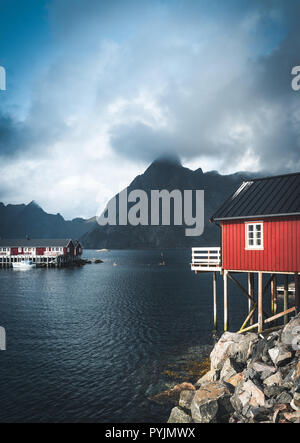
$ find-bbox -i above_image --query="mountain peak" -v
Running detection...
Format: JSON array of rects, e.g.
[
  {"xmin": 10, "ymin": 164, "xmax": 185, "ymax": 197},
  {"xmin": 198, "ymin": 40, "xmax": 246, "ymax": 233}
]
[
  {"xmin": 27, "ymin": 200, "xmax": 41, "ymax": 209},
  {"xmin": 151, "ymin": 154, "xmax": 182, "ymax": 168}
]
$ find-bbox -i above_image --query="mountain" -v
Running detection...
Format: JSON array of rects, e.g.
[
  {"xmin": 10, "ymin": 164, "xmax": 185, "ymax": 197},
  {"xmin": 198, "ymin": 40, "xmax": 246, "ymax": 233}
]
[
  {"xmin": 81, "ymin": 158, "xmax": 257, "ymax": 249},
  {"xmin": 0, "ymin": 201, "xmax": 96, "ymax": 240}
]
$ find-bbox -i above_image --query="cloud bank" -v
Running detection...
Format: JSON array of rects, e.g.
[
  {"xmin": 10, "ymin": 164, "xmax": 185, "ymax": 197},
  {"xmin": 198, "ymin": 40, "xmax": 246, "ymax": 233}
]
[{"xmin": 0, "ymin": 0, "xmax": 300, "ymax": 218}]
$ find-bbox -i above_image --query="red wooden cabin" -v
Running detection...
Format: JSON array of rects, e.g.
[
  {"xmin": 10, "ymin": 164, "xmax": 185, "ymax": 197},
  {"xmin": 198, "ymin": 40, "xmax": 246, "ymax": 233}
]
[
  {"xmin": 0, "ymin": 239, "xmax": 83, "ymax": 267},
  {"xmin": 192, "ymin": 172, "xmax": 300, "ymax": 333}
]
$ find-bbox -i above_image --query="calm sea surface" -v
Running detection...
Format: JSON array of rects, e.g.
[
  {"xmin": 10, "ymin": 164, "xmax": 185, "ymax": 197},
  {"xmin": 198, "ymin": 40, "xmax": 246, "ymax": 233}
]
[{"xmin": 0, "ymin": 249, "xmax": 250, "ymax": 423}]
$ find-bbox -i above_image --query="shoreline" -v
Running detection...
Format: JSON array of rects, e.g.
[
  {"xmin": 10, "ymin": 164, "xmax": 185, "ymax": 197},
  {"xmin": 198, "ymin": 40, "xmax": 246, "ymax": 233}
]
[{"xmin": 162, "ymin": 314, "xmax": 300, "ymax": 423}]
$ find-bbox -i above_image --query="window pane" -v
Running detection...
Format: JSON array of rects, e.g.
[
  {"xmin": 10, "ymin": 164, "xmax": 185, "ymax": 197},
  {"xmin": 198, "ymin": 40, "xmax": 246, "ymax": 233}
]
[
  {"xmin": 256, "ymin": 225, "xmax": 261, "ymax": 231},
  {"xmin": 249, "ymin": 232, "xmax": 254, "ymax": 238},
  {"xmin": 257, "ymin": 232, "xmax": 261, "ymax": 239},
  {"xmin": 248, "ymin": 225, "xmax": 254, "ymax": 231},
  {"xmin": 257, "ymin": 239, "xmax": 261, "ymax": 246},
  {"xmin": 249, "ymin": 239, "xmax": 254, "ymax": 246}
]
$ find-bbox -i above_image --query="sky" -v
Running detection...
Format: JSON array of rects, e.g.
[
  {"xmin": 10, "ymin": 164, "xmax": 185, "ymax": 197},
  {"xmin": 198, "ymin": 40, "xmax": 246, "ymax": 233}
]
[{"xmin": 0, "ymin": 0, "xmax": 300, "ymax": 219}]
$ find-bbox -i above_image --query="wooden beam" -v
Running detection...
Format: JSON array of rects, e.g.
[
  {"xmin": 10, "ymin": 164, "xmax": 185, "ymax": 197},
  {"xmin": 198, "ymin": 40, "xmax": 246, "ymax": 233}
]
[
  {"xmin": 271, "ymin": 274, "xmax": 277, "ymax": 317},
  {"xmin": 228, "ymin": 272, "xmax": 269, "ymax": 317},
  {"xmin": 237, "ymin": 322, "xmax": 259, "ymax": 334},
  {"xmin": 239, "ymin": 304, "xmax": 257, "ymax": 332},
  {"xmin": 248, "ymin": 273, "xmax": 255, "ymax": 326},
  {"xmin": 264, "ymin": 307, "xmax": 296, "ymax": 325},
  {"xmin": 258, "ymin": 272, "xmax": 263, "ymax": 333},
  {"xmin": 284, "ymin": 275, "xmax": 289, "ymax": 325},
  {"xmin": 224, "ymin": 270, "xmax": 228, "ymax": 332},
  {"xmin": 295, "ymin": 273, "xmax": 300, "ymax": 315},
  {"xmin": 263, "ymin": 275, "xmax": 273, "ymax": 295},
  {"xmin": 213, "ymin": 272, "xmax": 217, "ymax": 330}
]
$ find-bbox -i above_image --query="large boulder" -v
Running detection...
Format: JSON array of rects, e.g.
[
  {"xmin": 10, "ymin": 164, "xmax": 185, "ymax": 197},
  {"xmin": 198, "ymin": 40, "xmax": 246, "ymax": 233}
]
[
  {"xmin": 281, "ymin": 314, "xmax": 300, "ymax": 350},
  {"xmin": 231, "ymin": 380, "xmax": 265, "ymax": 413},
  {"xmin": 168, "ymin": 407, "xmax": 192, "ymax": 423},
  {"xmin": 210, "ymin": 332, "xmax": 258, "ymax": 372},
  {"xmin": 195, "ymin": 369, "xmax": 218, "ymax": 387},
  {"xmin": 150, "ymin": 382, "xmax": 195, "ymax": 407},
  {"xmin": 220, "ymin": 358, "xmax": 244, "ymax": 381},
  {"xmin": 191, "ymin": 382, "xmax": 233, "ymax": 423},
  {"xmin": 263, "ymin": 372, "xmax": 282, "ymax": 387},
  {"xmin": 268, "ymin": 344, "xmax": 293, "ymax": 367},
  {"xmin": 179, "ymin": 390, "xmax": 195, "ymax": 410}
]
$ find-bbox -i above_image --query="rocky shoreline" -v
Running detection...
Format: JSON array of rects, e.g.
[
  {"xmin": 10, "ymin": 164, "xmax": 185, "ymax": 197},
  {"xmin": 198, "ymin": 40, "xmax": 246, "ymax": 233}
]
[{"xmin": 163, "ymin": 315, "xmax": 300, "ymax": 423}]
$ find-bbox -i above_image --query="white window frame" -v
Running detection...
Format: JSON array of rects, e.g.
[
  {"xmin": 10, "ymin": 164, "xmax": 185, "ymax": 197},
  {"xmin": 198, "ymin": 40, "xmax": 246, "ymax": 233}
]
[{"xmin": 245, "ymin": 222, "xmax": 264, "ymax": 250}]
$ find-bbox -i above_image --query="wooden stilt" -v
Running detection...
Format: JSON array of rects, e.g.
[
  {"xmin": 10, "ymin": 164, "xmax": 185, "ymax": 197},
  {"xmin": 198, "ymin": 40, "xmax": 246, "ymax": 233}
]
[
  {"xmin": 271, "ymin": 275, "xmax": 277, "ymax": 316},
  {"xmin": 284, "ymin": 275, "xmax": 289, "ymax": 325},
  {"xmin": 294, "ymin": 273, "xmax": 299, "ymax": 315},
  {"xmin": 224, "ymin": 270, "xmax": 228, "ymax": 332},
  {"xmin": 213, "ymin": 271, "xmax": 217, "ymax": 330},
  {"xmin": 258, "ymin": 272, "xmax": 263, "ymax": 333},
  {"xmin": 248, "ymin": 272, "xmax": 255, "ymax": 325}
]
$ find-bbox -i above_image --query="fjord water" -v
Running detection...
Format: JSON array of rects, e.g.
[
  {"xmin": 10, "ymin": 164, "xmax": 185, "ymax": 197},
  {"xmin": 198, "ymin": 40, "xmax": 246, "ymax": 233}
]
[{"xmin": 0, "ymin": 250, "xmax": 248, "ymax": 423}]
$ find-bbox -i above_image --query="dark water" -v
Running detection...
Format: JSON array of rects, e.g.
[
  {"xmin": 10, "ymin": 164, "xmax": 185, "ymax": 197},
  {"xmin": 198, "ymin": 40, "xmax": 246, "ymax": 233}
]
[{"xmin": 0, "ymin": 249, "xmax": 250, "ymax": 423}]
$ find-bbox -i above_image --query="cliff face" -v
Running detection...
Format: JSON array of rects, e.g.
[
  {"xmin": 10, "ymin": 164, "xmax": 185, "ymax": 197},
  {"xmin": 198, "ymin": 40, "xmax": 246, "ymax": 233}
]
[
  {"xmin": 166, "ymin": 315, "xmax": 300, "ymax": 423},
  {"xmin": 82, "ymin": 159, "xmax": 256, "ymax": 249}
]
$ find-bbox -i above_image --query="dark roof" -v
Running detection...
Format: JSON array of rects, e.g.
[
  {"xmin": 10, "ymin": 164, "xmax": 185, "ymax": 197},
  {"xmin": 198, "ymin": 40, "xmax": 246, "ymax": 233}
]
[
  {"xmin": 0, "ymin": 239, "xmax": 73, "ymax": 247},
  {"xmin": 211, "ymin": 172, "xmax": 300, "ymax": 222}
]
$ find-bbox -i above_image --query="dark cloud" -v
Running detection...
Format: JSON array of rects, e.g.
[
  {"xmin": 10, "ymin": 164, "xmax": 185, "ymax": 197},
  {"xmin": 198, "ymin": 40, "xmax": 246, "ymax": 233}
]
[{"xmin": 108, "ymin": 1, "xmax": 300, "ymax": 173}]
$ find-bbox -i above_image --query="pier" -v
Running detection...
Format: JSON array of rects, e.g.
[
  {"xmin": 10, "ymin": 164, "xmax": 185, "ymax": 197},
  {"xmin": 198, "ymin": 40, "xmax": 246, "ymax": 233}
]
[{"xmin": 0, "ymin": 239, "xmax": 83, "ymax": 268}]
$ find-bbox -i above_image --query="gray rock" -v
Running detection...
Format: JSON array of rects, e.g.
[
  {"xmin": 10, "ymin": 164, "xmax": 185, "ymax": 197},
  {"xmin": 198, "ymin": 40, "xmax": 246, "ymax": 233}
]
[
  {"xmin": 263, "ymin": 372, "xmax": 281, "ymax": 387},
  {"xmin": 195, "ymin": 369, "xmax": 218, "ymax": 387},
  {"xmin": 250, "ymin": 340, "xmax": 271, "ymax": 365},
  {"xmin": 249, "ymin": 407, "xmax": 272, "ymax": 422},
  {"xmin": 291, "ymin": 392, "xmax": 300, "ymax": 411},
  {"xmin": 210, "ymin": 332, "xmax": 258, "ymax": 372},
  {"xmin": 168, "ymin": 407, "xmax": 192, "ymax": 423},
  {"xmin": 191, "ymin": 382, "xmax": 233, "ymax": 423},
  {"xmin": 220, "ymin": 358, "xmax": 243, "ymax": 381},
  {"xmin": 252, "ymin": 362, "xmax": 276, "ymax": 374},
  {"xmin": 276, "ymin": 391, "xmax": 292, "ymax": 404},
  {"xmin": 264, "ymin": 385, "xmax": 286, "ymax": 399},
  {"xmin": 231, "ymin": 380, "xmax": 265, "ymax": 412},
  {"xmin": 268, "ymin": 344, "xmax": 293, "ymax": 367},
  {"xmin": 179, "ymin": 390, "xmax": 195, "ymax": 411},
  {"xmin": 281, "ymin": 314, "xmax": 300, "ymax": 350}
]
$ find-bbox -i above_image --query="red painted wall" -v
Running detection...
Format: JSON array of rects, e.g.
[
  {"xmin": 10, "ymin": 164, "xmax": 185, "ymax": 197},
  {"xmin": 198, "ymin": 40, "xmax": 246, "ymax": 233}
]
[{"xmin": 222, "ymin": 216, "xmax": 300, "ymax": 272}]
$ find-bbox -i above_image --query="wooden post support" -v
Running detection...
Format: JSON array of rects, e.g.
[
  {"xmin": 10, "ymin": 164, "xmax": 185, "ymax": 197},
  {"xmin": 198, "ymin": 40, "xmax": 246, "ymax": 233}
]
[
  {"xmin": 294, "ymin": 273, "xmax": 299, "ymax": 315},
  {"xmin": 248, "ymin": 272, "xmax": 255, "ymax": 326},
  {"xmin": 213, "ymin": 272, "xmax": 217, "ymax": 330},
  {"xmin": 284, "ymin": 275, "xmax": 289, "ymax": 325},
  {"xmin": 271, "ymin": 274, "xmax": 277, "ymax": 317},
  {"xmin": 224, "ymin": 270, "xmax": 228, "ymax": 332},
  {"xmin": 258, "ymin": 272, "xmax": 263, "ymax": 333}
]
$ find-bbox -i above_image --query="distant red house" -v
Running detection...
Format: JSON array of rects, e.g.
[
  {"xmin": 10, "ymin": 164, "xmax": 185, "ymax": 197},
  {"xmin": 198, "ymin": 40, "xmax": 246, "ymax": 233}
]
[{"xmin": 0, "ymin": 239, "xmax": 83, "ymax": 267}]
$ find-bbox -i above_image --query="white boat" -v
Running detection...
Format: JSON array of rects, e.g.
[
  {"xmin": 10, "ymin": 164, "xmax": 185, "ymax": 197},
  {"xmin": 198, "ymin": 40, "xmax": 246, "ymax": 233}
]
[{"xmin": 13, "ymin": 261, "xmax": 36, "ymax": 270}]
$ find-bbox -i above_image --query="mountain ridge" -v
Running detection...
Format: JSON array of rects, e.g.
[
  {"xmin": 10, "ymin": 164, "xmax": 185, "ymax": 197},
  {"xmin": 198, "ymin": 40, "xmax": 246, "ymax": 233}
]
[{"xmin": 0, "ymin": 159, "xmax": 260, "ymax": 247}]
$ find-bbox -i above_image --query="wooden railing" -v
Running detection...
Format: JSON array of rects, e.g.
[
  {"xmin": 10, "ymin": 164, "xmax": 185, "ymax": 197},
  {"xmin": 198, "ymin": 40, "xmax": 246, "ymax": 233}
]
[{"xmin": 191, "ymin": 247, "xmax": 221, "ymax": 272}]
